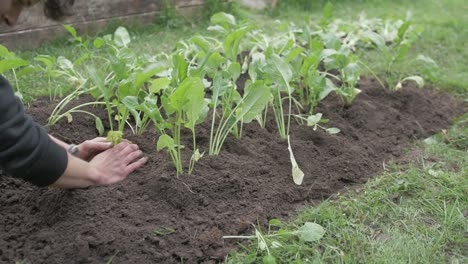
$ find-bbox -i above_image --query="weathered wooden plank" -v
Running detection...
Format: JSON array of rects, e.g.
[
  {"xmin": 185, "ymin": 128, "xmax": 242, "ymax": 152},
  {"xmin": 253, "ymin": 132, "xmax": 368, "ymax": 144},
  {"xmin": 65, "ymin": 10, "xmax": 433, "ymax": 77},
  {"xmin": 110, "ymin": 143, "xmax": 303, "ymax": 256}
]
[
  {"xmin": 0, "ymin": 0, "xmax": 206, "ymax": 33},
  {"xmin": 0, "ymin": 0, "xmax": 207, "ymax": 49}
]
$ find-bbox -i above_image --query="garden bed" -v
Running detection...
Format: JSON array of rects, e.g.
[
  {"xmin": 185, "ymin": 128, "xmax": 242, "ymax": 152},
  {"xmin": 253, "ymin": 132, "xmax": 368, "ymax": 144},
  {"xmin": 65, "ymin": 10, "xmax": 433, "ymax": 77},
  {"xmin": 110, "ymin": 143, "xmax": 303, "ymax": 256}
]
[{"xmin": 0, "ymin": 78, "xmax": 463, "ymax": 263}]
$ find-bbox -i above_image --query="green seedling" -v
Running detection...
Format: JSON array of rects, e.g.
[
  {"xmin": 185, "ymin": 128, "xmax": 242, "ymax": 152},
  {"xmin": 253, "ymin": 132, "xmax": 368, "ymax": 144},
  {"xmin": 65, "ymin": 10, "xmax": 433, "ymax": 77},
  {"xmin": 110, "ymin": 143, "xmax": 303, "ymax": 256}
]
[
  {"xmin": 0, "ymin": 45, "xmax": 30, "ymax": 100},
  {"xmin": 224, "ymin": 221, "xmax": 325, "ymax": 263},
  {"xmin": 209, "ymin": 75, "xmax": 271, "ymax": 155},
  {"xmin": 158, "ymin": 77, "xmax": 207, "ymax": 175},
  {"xmin": 153, "ymin": 227, "xmax": 176, "ymax": 236},
  {"xmin": 293, "ymin": 113, "xmax": 341, "ymax": 134}
]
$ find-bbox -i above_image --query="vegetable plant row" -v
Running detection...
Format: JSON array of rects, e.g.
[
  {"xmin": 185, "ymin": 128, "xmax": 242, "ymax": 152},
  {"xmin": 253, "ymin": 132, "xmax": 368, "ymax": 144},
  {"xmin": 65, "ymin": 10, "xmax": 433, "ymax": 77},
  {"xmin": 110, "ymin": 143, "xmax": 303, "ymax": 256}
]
[{"xmin": 0, "ymin": 9, "xmax": 437, "ymax": 184}]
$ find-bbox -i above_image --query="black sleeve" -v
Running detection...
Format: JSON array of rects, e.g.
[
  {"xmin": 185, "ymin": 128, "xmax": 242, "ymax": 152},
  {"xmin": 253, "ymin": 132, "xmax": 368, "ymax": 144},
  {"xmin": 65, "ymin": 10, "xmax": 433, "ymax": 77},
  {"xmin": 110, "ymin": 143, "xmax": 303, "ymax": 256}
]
[{"xmin": 0, "ymin": 75, "xmax": 68, "ymax": 186}]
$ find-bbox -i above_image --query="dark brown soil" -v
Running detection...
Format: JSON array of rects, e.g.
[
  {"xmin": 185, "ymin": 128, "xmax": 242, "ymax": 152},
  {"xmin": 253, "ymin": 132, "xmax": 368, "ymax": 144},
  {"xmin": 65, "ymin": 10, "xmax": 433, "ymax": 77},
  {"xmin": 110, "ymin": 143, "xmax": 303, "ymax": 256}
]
[{"xmin": 0, "ymin": 78, "xmax": 464, "ymax": 264}]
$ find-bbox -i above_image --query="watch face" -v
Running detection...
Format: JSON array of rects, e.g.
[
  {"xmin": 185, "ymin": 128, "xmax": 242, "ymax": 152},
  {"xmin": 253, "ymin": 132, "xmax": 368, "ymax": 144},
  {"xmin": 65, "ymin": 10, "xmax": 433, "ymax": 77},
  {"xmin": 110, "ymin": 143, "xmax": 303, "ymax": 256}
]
[{"xmin": 68, "ymin": 144, "xmax": 79, "ymax": 155}]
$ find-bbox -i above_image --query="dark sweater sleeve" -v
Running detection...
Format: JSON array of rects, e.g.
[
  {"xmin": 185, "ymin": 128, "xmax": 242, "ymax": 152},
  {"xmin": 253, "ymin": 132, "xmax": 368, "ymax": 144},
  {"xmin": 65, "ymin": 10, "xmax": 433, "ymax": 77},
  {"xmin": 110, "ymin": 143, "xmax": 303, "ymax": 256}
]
[{"xmin": 0, "ymin": 75, "xmax": 68, "ymax": 186}]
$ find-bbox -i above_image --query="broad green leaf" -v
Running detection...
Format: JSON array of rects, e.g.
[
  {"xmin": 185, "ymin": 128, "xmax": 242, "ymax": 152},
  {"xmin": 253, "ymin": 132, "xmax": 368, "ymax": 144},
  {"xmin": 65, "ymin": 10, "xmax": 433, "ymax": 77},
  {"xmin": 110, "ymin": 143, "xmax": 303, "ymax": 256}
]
[
  {"xmin": 416, "ymin": 54, "xmax": 437, "ymax": 67},
  {"xmin": 184, "ymin": 79, "xmax": 206, "ymax": 130},
  {"xmin": 319, "ymin": 78, "xmax": 337, "ymax": 100},
  {"xmin": 207, "ymin": 25, "xmax": 227, "ymax": 34},
  {"xmin": 169, "ymin": 77, "xmax": 201, "ymax": 110},
  {"xmin": 190, "ymin": 35, "xmax": 212, "ymax": 52},
  {"xmin": 296, "ymin": 222, "xmax": 325, "ymax": 242},
  {"xmin": 196, "ymin": 98, "xmax": 210, "ymax": 124},
  {"xmin": 107, "ymin": 131, "xmax": 123, "ymax": 145},
  {"xmin": 268, "ymin": 219, "xmax": 283, "ymax": 227},
  {"xmin": 210, "ymin": 12, "xmax": 236, "ymax": 31},
  {"xmin": 172, "ymin": 53, "xmax": 188, "ymax": 84},
  {"xmin": 135, "ymin": 64, "xmax": 167, "ymax": 88},
  {"xmin": 402, "ymin": 75, "xmax": 424, "ymax": 88},
  {"xmin": 157, "ymin": 134, "xmax": 176, "ymax": 152},
  {"xmin": 87, "ymin": 67, "xmax": 112, "ymax": 98},
  {"xmin": 0, "ymin": 58, "xmax": 29, "ymax": 74},
  {"xmin": 228, "ymin": 62, "xmax": 241, "ymax": 82},
  {"xmin": 110, "ymin": 57, "xmax": 129, "ymax": 79},
  {"xmin": 194, "ymin": 52, "xmax": 225, "ymax": 78},
  {"xmin": 57, "ymin": 56, "xmax": 73, "ymax": 70},
  {"xmin": 206, "ymin": 52, "xmax": 225, "ymax": 70},
  {"xmin": 149, "ymin": 78, "xmax": 171, "ymax": 94},
  {"xmin": 0, "ymin": 45, "xmax": 10, "ymax": 57},
  {"xmin": 93, "ymin": 38, "xmax": 105, "ymax": 48},
  {"xmin": 285, "ymin": 47, "xmax": 305, "ymax": 64},
  {"xmin": 307, "ymin": 113, "xmax": 323, "ymax": 126},
  {"xmin": 114, "ymin": 26, "xmax": 131, "ymax": 48},
  {"xmin": 63, "ymin": 24, "xmax": 78, "ymax": 39},
  {"xmin": 287, "ymin": 136, "xmax": 304, "ymax": 185},
  {"xmin": 95, "ymin": 117, "xmax": 104, "ymax": 136},
  {"xmin": 326, "ymin": 127, "xmax": 341, "ymax": 134},
  {"xmin": 249, "ymin": 52, "xmax": 266, "ymax": 82},
  {"xmin": 362, "ymin": 31, "xmax": 386, "ymax": 49},
  {"xmin": 34, "ymin": 56, "xmax": 54, "ymax": 68},
  {"xmin": 211, "ymin": 71, "xmax": 231, "ymax": 99},
  {"xmin": 343, "ymin": 62, "xmax": 361, "ymax": 83},
  {"xmin": 300, "ymin": 54, "xmax": 320, "ymax": 76},
  {"xmin": 169, "ymin": 77, "xmax": 205, "ymax": 130},
  {"xmin": 138, "ymin": 95, "xmax": 165, "ymax": 126},
  {"xmin": 237, "ymin": 81, "xmax": 271, "ymax": 123},
  {"xmin": 265, "ymin": 54, "xmax": 293, "ymax": 94},
  {"xmin": 397, "ymin": 21, "xmax": 411, "ymax": 43},
  {"xmin": 223, "ymin": 25, "xmax": 253, "ymax": 61},
  {"xmin": 122, "ymin": 96, "xmax": 139, "ymax": 110},
  {"xmin": 319, "ymin": 49, "xmax": 337, "ymax": 60}
]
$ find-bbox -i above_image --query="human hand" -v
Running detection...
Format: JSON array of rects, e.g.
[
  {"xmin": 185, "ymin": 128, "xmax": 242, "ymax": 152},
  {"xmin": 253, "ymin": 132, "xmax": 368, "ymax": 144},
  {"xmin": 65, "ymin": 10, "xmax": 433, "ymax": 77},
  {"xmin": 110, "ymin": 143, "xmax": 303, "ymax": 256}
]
[
  {"xmin": 75, "ymin": 137, "xmax": 113, "ymax": 161},
  {"xmin": 88, "ymin": 141, "xmax": 148, "ymax": 185}
]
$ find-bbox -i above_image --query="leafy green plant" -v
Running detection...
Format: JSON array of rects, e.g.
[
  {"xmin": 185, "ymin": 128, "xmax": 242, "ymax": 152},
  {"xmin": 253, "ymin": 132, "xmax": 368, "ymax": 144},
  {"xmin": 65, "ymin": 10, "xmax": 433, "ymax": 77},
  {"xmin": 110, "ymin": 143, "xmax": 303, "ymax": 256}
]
[
  {"xmin": 223, "ymin": 220, "xmax": 325, "ymax": 263},
  {"xmin": 0, "ymin": 45, "xmax": 30, "ymax": 100},
  {"xmin": 158, "ymin": 77, "xmax": 207, "ymax": 175},
  {"xmin": 209, "ymin": 74, "xmax": 271, "ymax": 155},
  {"xmin": 47, "ymin": 56, "xmax": 106, "ymax": 136},
  {"xmin": 264, "ymin": 54, "xmax": 295, "ymax": 139},
  {"xmin": 364, "ymin": 18, "xmax": 426, "ymax": 90},
  {"xmin": 323, "ymin": 45, "xmax": 362, "ymax": 105}
]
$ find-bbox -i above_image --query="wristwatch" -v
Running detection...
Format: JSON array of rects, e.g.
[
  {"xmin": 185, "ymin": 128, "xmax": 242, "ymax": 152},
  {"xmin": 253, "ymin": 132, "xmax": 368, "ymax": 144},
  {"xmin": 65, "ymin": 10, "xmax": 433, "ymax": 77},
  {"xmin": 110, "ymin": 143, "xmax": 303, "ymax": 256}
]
[{"xmin": 68, "ymin": 144, "xmax": 79, "ymax": 156}]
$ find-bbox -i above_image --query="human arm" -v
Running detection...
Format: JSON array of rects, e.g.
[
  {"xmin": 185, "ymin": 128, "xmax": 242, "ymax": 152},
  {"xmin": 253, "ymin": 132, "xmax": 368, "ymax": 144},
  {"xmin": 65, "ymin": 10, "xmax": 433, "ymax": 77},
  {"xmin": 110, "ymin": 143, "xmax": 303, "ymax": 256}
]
[
  {"xmin": 0, "ymin": 75, "xmax": 67, "ymax": 186},
  {"xmin": 50, "ymin": 141, "xmax": 147, "ymax": 188},
  {"xmin": 0, "ymin": 75, "xmax": 147, "ymax": 187}
]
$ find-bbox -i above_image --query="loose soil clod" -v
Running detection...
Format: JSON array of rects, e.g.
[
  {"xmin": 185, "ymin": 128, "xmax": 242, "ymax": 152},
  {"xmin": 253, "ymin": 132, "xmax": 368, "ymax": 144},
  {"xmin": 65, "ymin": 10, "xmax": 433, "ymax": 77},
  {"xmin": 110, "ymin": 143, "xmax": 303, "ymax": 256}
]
[{"xmin": 0, "ymin": 79, "xmax": 463, "ymax": 263}]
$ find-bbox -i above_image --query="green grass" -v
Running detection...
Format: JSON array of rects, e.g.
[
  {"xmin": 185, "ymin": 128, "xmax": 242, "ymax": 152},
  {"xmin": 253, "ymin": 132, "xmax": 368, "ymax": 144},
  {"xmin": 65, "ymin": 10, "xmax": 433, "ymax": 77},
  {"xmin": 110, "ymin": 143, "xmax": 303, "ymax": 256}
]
[{"xmin": 227, "ymin": 117, "xmax": 467, "ymax": 263}]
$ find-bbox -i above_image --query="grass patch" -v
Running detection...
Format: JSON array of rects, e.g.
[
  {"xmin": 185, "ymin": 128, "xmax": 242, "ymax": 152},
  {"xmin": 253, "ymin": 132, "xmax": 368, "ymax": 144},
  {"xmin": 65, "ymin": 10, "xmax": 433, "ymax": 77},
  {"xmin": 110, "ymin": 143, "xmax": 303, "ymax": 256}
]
[{"xmin": 227, "ymin": 120, "xmax": 467, "ymax": 263}]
